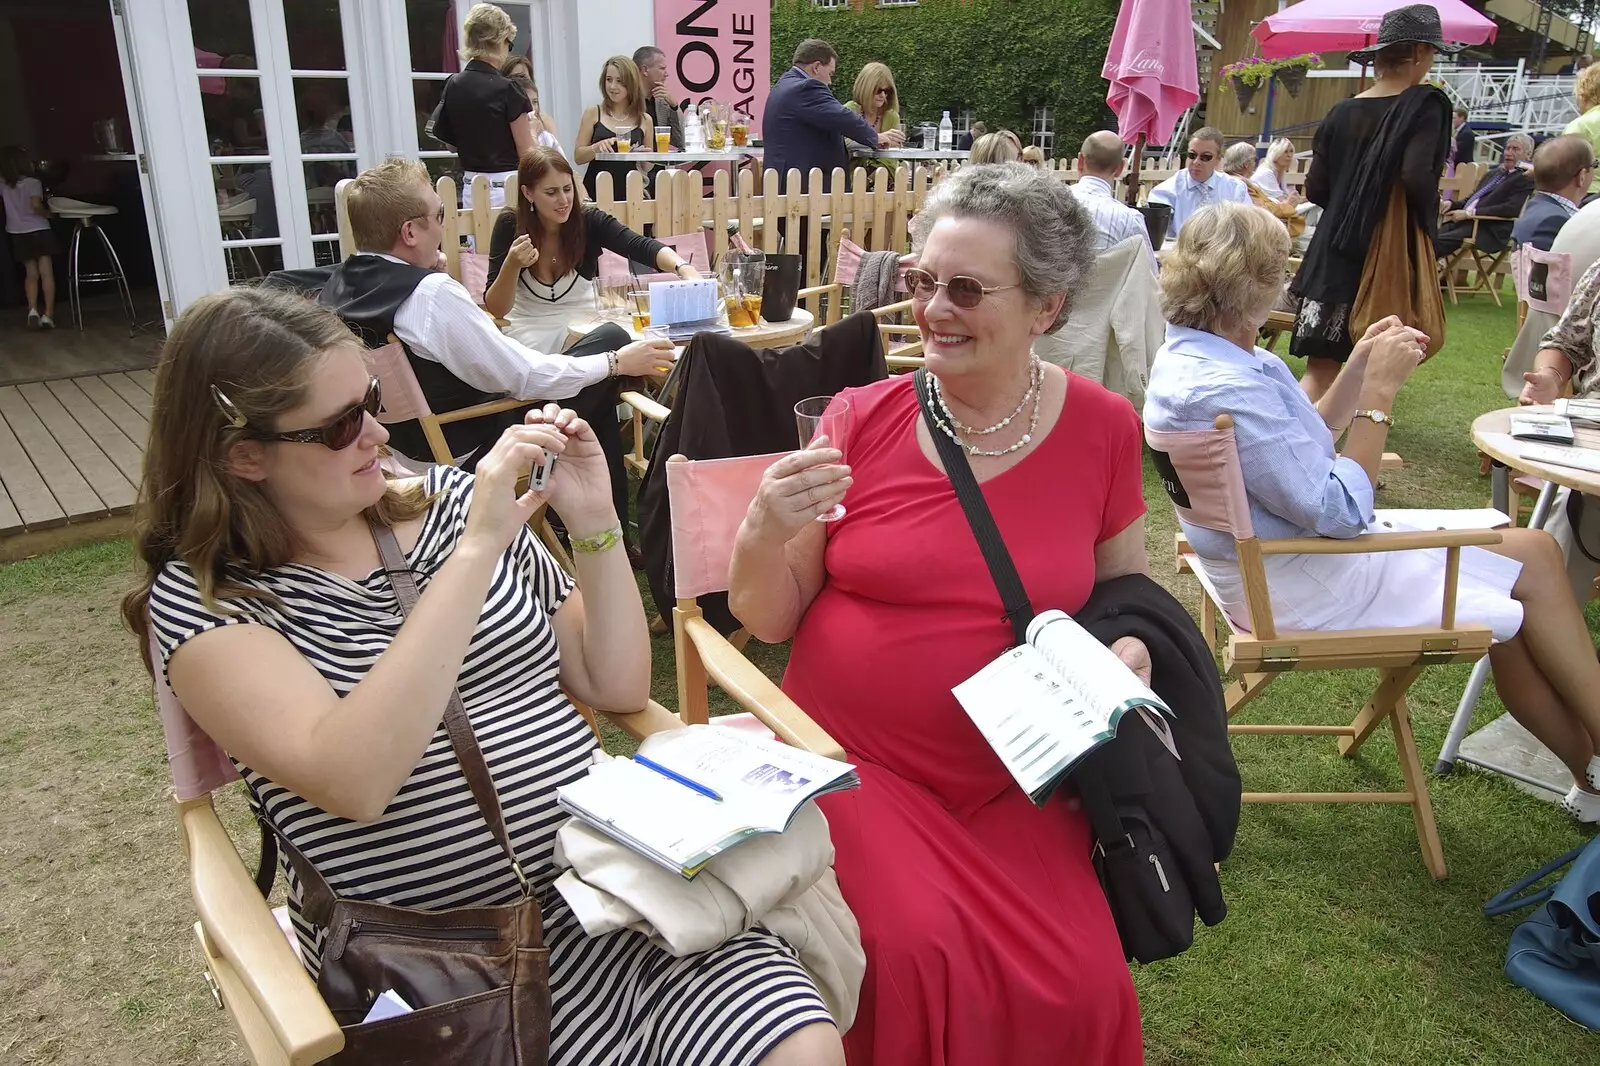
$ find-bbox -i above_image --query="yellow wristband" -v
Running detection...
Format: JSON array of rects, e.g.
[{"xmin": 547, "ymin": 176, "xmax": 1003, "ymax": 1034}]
[{"xmin": 570, "ymin": 524, "xmax": 624, "ymax": 554}]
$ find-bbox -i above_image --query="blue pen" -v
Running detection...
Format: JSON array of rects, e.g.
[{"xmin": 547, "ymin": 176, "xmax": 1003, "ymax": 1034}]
[{"xmin": 633, "ymin": 755, "xmax": 724, "ymax": 802}]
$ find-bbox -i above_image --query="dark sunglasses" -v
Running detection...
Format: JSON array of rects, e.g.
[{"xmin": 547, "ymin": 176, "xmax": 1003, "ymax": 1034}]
[
  {"xmin": 249, "ymin": 378, "xmax": 382, "ymax": 450},
  {"xmin": 903, "ymin": 267, "xmax": 1018, "ymax": 308},
  {"xmin": 1186, "ymin": 151, "xmax": 1216, "ymax": 162}
]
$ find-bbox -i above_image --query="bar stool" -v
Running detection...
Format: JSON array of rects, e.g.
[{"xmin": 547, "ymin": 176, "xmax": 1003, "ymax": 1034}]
[{"xmin": 47, "ymin": 196, "xmax": 136, "ymax": 332}]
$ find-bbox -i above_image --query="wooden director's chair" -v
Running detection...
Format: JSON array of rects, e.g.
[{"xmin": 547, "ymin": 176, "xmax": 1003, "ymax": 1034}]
[
  {"xmin": 1148, "ymin": 415, "xmax": 1502, "ymax": 878},
  {"xmin": 1438, "ymin": 215, "xmax": 1519, "ymax": 306}
]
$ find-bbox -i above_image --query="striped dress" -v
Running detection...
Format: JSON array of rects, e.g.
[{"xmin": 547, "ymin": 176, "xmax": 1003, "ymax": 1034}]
[{"xmin": 149, "ymin": 465, "xmax": 832, "ymax": 1064}]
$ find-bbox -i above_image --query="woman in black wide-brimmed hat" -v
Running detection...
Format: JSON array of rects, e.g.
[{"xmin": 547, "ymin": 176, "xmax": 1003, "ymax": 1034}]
[{"xmin": 1288, "ymin": 3, "xmax": 1459, "ymax": 400}]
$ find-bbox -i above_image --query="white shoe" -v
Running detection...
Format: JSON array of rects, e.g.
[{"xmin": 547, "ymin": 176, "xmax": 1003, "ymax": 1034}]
[
  {"xmin": 26, "ymin": 309, "xmax": 39, "ymax": 329},
  {"xmin": 38, "ymin": 314, "xmax": 53, "ymax": 330},
  {"xmin": 1560, "ymin": 785, "xmax": 1600, "ymax": 823},
  {"xmin": 1587, "ymin": 754, "xmax": 1600, "ymax": 791}
]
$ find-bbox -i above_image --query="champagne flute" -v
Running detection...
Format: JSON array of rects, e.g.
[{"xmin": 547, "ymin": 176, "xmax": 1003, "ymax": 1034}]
[{"xmin": 794, "ymin": 394, "xmax": 853, "ymax": 522}]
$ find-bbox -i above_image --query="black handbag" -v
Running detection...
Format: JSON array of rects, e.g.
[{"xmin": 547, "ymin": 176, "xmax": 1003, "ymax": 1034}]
[{"xmin": 911, "ymin": 369, "xmax": 1203, "ymax": 964}]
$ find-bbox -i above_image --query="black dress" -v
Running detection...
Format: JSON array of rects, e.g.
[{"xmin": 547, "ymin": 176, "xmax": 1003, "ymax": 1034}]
[
  {"xmin": 1289, "ymin": 85, "xmax": 1449, "ymax": 361},
  {"xmin": 582, "ymin": 116, "xmax": 645, "ymax": 201}
]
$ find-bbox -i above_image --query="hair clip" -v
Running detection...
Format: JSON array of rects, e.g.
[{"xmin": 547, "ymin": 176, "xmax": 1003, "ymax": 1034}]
[{"xmin": 211, "ymin": 385, "xmax": 249, "ymax": 430}]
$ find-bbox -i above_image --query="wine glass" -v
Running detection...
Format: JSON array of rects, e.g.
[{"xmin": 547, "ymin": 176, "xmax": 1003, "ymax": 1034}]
[{"xmin": 794, "ymin": 394, "xmax": 853, "ymax": 522}]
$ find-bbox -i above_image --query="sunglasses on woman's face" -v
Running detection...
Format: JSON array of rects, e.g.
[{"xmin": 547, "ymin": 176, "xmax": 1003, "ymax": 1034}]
[
  {"xmin": 250, "ymin": 378, "xmax": 382, "ymax": 450},
  {"xmin": 903, "ymin": 267, "xmax": 1019, "ymax": 309}
]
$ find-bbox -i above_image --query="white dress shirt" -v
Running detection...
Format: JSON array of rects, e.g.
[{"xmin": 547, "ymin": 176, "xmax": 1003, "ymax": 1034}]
[
  {"xmin": 1148, "ymin": 169, "xmax": 1252, "ymax": 237},
  {"xmin": 1069, "ymin": 175, "xmax": 1158, "ymax": 274},
  {"xmin": 1250, "ymin": 163, "xmax": 1288, "ymax": 201},
  {"xmin": 372, "ymin": 253, "xmax": 612, "ymax": 402}
]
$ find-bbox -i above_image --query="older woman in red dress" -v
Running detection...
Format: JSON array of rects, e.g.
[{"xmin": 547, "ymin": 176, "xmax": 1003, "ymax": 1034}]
[{"xmin": 728, "ymin": 163, "xmax": 1147, "ymax": 1065}]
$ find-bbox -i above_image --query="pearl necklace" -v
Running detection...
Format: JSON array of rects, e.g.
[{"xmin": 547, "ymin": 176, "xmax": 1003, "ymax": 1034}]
[{"xmin": 929, "ymin": 357, "xmax": 1043, "ymax": 458}]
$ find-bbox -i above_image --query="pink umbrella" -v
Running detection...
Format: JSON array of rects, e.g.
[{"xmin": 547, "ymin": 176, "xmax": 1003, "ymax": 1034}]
[
  {"xmin": 1103, "ymin": 0, "xmax": 1200, "ymax": 147},
  {"xmin": 1251, "ymin": 0, "xmax": 1496, "ymax": 59}
]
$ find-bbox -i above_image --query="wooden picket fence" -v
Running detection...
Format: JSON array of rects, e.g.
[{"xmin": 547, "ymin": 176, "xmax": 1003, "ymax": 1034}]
[{"xmin": 339, "ymin": 166, "xmax": 950, "ymax": 320}]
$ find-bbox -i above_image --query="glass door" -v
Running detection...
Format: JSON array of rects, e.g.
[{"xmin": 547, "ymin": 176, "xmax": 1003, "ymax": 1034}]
[{"xmin": 186, "ymin": 0, "xmax": 368, "ymax": 282}]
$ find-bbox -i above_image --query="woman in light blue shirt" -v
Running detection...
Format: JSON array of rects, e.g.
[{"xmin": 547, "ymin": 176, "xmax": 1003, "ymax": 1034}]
[{"xmin": 1145, "ymin": 201, "xmax": 1600, "ymax": 820}]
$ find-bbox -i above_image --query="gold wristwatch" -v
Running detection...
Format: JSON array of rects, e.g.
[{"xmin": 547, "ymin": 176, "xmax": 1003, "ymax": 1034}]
[{"xmin": 1352, "ymin": 409, "xmax": 1394, "ymax": 428}]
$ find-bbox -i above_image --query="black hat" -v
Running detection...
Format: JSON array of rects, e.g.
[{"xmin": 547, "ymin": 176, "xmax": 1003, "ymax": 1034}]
[{"xmin": 1348, "ymin": 4, "xmax": 1465, "ymax": 63}]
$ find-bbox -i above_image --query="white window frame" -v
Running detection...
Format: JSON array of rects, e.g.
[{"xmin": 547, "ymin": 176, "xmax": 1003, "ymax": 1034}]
[{"xmin": 1031, "ymin": 105, "xmax": 1054, "ymax": 153}]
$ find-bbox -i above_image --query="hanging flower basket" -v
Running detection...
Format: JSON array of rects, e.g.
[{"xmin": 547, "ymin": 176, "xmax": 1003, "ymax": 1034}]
[
  {"xmin": 1233, "ymin": 79, "xmax": 1259, "ymax": 110},
  {"xmin": 1219, "ymin": 55, "xmax": 1275, "ymax": 111},
  {"xmin": 1277, "ymin": 66, "xmax": 1307, "ymax": 98}
]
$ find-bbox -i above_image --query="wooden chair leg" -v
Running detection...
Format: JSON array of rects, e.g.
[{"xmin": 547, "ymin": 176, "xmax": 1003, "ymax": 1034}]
[
  {"xmin": 1339, "ymin": 666, "xmax": 1422, "ymax": 757},
  {"xmin": 673, "ymin": 602, "xmax": 711, "ymax": 726},
  {"xmin": 1224, "ymin": 671, "xmax": 1277, "ymax": 716},
  {"xmin": 1391, "ymin": 693, "xmax": 1447, "ymax": 879}
]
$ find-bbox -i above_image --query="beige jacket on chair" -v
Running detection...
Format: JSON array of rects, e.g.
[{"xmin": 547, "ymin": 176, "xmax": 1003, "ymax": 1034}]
[
  {"xmin": 1031, "ymin": 235, "xmax": 1163, "ymax": 409},
  {"xmin": 552, "ymin": 799, "xmax": 865, "ymax": 1030}
]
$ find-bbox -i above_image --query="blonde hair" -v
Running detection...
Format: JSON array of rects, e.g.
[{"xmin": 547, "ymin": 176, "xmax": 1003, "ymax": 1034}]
[
  {"xmin": 598, "ymin": 55, "xmax": 648, "ymax": 127},
  {"xmin": 346, "ymin": 158, "xmax": 433, "ymax": 253},
  {"xmin": 1268, "ymin": 137, "xmax": 1295, "ymax": 166},
  {"xmin": 1578, "ymin": 64, "xmax": 1600, "ymax": 113},
  {"xmin": 850, "ymin": 62, "xmax": 898, "ymax": 119},
  {"xmin": 970, "ymin": 132, "xmax": 1022, "ymax": 165},
  {"xmin": 122, "ymin": 288, "xmax": 430, "ymax": 662},
  {"xmin": 1021, "ymin": 145, "xmax": 1045, "ymax": 167},
  {"xmin": 1160, "ymin": 202, "xmax": 1290, "ymax": 334},
  {"xmin": 459, "ymin": 4, "xmax": 515, "ymax": 62}
]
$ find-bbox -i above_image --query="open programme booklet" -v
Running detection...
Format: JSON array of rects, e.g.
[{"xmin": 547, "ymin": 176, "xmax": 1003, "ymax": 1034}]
[
  {"xmin": 953, "ymin": 609, "xmax": 1173, "ymax": 807},
  {"xmin": 555, "ymin": 727, "xmax": 859, "ymax": 879}
]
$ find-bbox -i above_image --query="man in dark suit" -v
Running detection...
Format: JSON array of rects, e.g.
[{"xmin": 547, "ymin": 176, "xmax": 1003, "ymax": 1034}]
[
  {"xmin": 761, "ymin": 38, "xmax": 904, "ymax": 193},
  {"xmin": 1514, "ymin": 134, "xmax": 1595, "ymax": 250},
  {"xmin": 1449, "ymin": 108, "xmax": 1474, "ymax": 173},
  {"xmin": 1435, "ymin": 133, "xmax": 1535, "ymax": 257}
]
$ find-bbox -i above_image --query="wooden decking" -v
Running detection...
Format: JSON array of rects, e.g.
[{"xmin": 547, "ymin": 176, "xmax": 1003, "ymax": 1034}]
[{"xmin": 0, "ymin": 369, "xmax": 152, "ymax": 560}]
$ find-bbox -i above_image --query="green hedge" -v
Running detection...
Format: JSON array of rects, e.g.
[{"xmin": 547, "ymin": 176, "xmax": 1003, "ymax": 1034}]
[{"xmin": 770, "ymin": 0, "xmax": 1118, "ymax": 158}]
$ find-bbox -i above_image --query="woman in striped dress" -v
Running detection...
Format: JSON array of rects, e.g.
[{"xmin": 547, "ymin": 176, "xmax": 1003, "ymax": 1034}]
[{"xmin": 123, "ymin": 287, "xmax": 841, "ymax": 1065}]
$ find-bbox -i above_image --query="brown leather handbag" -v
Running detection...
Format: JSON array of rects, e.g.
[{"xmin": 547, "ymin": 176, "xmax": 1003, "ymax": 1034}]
[
  {"xmin": 271, "ymin": 520, "xmax": 551, "ymax": 1065},
  {"xmin": 1351, "ymin": 184, "xmax": 1448, "ymax": 359}
]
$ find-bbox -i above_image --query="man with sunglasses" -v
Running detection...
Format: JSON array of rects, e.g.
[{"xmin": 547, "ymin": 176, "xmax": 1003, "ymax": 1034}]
[
  {"xmin": 314, "ymin": 159, "xmax": 674, "ymax": 477},
  {"xmin": 1147, "ymin": 127, "xmax": 1250, "ymax": 240}
]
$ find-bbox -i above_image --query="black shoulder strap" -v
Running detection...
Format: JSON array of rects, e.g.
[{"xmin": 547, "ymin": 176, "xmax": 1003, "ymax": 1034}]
[
  {"xmin": 911, "ymin": 370, "xmax": 1127, "ymax": 841},
  {"xmin": 912, "ymin": 369, "xmax": 1032, "ymax": 646}
]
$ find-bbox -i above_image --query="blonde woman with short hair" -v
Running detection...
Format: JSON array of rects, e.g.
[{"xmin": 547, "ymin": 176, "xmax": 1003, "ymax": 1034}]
[
  {"xmin": 844, "ymin": 61, "xmax": 902, "ymax": 177},
  {"xmin": 968, "ymin": 131, "xmax": 1021, "ymax": 164},
  {"xmin": 431, "ymin": 3, "xmax": 531, "ymax": 211},
  {"xmin": 1564, "ymin": 63, "xmax": 1600, "ymax": 193},
  {"xmin": 1251, "ymin": 137, "xmax": 1298, "ymax": 201},
  {"xmin": 1021, "ymin": 144, "xmax": 1045, "ymax": 168},
  {"xmin": 1147, "ymin": 201, "xmax": 1600, "ymax": 821}
]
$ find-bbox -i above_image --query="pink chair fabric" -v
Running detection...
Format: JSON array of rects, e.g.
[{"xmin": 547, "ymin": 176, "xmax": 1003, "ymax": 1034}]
[
  {"xmin": 833, "ymin": 232, "xmax": 908, "ymax": 291},
  {"xmin": 151, "ymin": 633, "xmax": 238, "ymax": 802},
  {"xmin": 1512, "ymin": 246, "xmax": 1574, "ymax": 316},
  {"xmin": 1143, "ymin": 422, "xmax": 1255, "ymax": 540},
  {"xmin": 365, "ymin": 341, "xmax": 434, "ymax": 423},
  {"xmin": 665, "ymin": 453, "xmax": 789, "ymax": 599},
  {"xmin": 598, "ymin": 231, "xmax": 710, "ymax": 289},
  {"xmin": 459, "ymin": 250, "xmax": 490, "ymax": 306}
]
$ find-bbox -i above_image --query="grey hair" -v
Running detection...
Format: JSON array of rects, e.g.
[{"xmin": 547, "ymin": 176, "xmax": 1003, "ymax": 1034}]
[
  {"xmin": 1506, "ymin": 132, "xmax": 1535, "ymax": 155},
  {"xmin": 910, "ymin": 163, "xmax": 1094, "ymax": 333},
  {"xmin": 1221, "ymin": 142, "xmax": 1258, "ymax": 177}
]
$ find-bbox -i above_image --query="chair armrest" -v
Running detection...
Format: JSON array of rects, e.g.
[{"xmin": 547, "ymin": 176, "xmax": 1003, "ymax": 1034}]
[
  {"xmin": 432, "ymin": 397, "xmax": 532, "ymax": 426},
  {"xmin": 870, "ymin": 298, "xmax": 915, "ymax": 317},
  {"xmin": 1258, "ymin": 529, "xmax": 1503, "ymax": 555},
  {"xmin": 600, "ymin": 699, "xmax": 695, "ymax": 740},
  {"xmin": 619, "ymin": 390, "xmax": 670, "ymax": 424},
  {"xmin": 178, "ymin": 796, "xmax": 343, "ymax": 1064},
  {"xmin": 877, "ymin": 324, "xmax": 922, "ymax": 335},
  {"xmin": 683, "ymin": 616, "xmax": 845, "ymax": 760},
  {"xmin": 885, "ymin": 355, "xmax": 925, "ymax": 371},
  {"xmin": 797, "ymin": 283, "xmax": 838, "ymax": 301}
]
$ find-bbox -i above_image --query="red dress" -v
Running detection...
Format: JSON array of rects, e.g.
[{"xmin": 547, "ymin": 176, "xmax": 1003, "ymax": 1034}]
[{"xmin": 784, "ymin": 373, "xmax": 1147, "ymax": 1066}]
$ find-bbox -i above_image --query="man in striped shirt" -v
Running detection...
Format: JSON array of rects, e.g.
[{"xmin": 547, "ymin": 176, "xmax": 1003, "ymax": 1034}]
[{"xmin": 1068, "ymin": 131, "xmax": 1157, "ymax": 274}]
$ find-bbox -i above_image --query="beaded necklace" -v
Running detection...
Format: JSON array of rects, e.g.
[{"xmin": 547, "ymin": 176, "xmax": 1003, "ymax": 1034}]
[{"xmin": 927, "ymin": 356, "xmax": 1043, "ymax": 458}]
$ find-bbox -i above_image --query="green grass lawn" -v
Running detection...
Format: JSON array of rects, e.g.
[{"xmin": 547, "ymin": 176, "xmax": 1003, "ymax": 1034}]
[{"xmin": 2, "ymin": 296, "xmax": 1596, "ymax": 1064}]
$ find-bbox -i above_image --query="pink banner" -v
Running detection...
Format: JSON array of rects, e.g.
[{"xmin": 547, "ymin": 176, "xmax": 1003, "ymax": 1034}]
[{"xmin": 653, "ymin": 0, "xmax": 771, "ymax": 135}]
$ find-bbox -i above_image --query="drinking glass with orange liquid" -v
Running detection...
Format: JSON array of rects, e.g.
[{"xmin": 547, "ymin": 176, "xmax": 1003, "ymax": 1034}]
[
  {"xmin": 615, "ymin": 138, "xmax": 631, "ymax": 154},
  {"xmin": 629, "ymin": 291, "xmax": 650, "ymax": 331},
  {"xmin": 730, "ymin": 112, "xmax": 749, "ymax": 147},
  {"xmin": 656, "ymin": 128, "xmax": 672, "ymax": 153}
]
